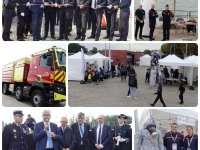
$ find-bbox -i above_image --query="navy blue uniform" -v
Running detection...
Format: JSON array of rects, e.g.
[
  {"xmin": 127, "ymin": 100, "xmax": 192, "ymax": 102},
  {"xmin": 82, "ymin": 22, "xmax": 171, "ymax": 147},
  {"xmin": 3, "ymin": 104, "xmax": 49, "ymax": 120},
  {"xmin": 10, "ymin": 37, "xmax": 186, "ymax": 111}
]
[
  {"xmin": 113, "ymin": 124, "xmax": 132, "ymax": 150},
  {"xmin": 2, "ymin": 123, "xmax": 28, "ymax": 150},
  {"xmin": 152, "ymin": 87, "xmax": 166, "ymax": 107},
  {"xmin": 179, "ymin": 83, "xmax": 185, "ymax": 103},
  {"xmin": 148, "ymin": 8, "xmax": 158, "ymax": 40},
  {"xmin": 134, "ymin": 8, "xmax": 145, "ymax": 39},
  {"xmin": 24, "ymin": 117, "xmax": 36, "ymax": 130},
  {"xmin": 184, "ymin": 134, "xmax": 198, "ymax": 150},
  {"xmin": 2, "ymin": 0, "xmax": 17, "ymax": 41},
  {"xmin": 162, "ymin": 10, "xmax": 174, "ymax": 40},
  {"xmin": 164, "ymin": 132, "xmax": 184, "ymax": 150}
]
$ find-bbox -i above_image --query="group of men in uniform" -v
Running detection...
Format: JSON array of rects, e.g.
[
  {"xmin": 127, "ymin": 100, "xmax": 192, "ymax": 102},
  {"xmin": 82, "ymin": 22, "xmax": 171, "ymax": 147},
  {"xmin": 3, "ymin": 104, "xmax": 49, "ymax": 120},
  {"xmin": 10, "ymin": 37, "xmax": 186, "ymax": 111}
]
[
  {"xmin": 2, "ymin": 110, "xmax": 132, "ymax": 150},
  {"xmin": 135, "ymin": 4, "xmax": 174, "ymax": 41},
  {"xmin": 2, "ymin": 0, "xmax": 131, "ymax": 41}
]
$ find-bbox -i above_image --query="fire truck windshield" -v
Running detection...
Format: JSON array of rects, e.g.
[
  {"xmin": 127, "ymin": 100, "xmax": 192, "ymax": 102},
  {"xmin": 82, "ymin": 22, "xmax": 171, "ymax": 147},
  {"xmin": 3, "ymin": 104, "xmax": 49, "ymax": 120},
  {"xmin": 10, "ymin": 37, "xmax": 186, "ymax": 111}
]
[{"xmin": 56, "ymin": 51, "xmax": 66, "ymax": 66}]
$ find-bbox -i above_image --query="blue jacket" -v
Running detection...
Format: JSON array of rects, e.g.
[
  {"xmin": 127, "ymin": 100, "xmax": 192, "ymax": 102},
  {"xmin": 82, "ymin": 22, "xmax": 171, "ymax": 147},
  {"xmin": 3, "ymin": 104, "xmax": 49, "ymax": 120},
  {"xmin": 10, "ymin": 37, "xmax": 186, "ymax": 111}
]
[
  {"xmin": 90, "ymin": 124, "xmax": 112, "ymax": 150},
  {"xmin": 184, "ymin": 134, "xmax": 198, "ymax": 150},
  {"xmin": 33, "ymin": 121, "xmax": 62, "ymax": 150},
  {"xmin": 164, "ymin": 132, "xmax": 184, "ymax": 150}
]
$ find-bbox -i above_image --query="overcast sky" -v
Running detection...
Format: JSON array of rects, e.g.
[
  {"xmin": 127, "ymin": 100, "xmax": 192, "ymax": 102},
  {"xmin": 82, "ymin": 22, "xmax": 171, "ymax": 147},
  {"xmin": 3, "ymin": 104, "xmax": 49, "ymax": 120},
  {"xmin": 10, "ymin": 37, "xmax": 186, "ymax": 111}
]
[
  {"xmin": 79, "ymin": 43, "xmax": 163, "ymax": 52},
  {"xmin": 1, "ymin": 43, "xmax": 66, "ymax": 64}
]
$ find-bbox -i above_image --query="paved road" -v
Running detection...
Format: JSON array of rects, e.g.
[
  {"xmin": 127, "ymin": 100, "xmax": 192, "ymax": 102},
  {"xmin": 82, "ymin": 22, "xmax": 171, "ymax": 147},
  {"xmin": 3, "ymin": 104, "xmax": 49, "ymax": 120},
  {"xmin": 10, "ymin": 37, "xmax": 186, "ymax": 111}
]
[
  {"xmin": 68, "ymin": 66, "xmax": 198, "ymax": 107},
  {"xmin": 8, "ymin": 11, "xmax": 132, "ymax": 41},
  {"xmin": 2, "ymin": 94, "xmax": 66, "ymax": 107}
]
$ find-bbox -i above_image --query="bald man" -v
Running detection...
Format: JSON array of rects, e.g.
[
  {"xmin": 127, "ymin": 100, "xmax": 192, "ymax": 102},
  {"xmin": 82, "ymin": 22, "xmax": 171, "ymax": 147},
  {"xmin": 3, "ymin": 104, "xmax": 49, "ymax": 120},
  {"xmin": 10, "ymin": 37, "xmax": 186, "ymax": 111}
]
[{"xmin": 91, "ymin": 115, "xmax": 112, "ymax": 150}]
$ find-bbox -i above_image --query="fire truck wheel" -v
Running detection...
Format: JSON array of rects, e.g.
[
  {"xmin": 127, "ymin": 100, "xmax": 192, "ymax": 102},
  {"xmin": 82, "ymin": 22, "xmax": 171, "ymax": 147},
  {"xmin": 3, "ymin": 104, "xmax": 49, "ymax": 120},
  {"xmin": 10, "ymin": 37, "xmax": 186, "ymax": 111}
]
[
  {"xmin": 3, "ymin": 84, "xmax": 9, "ymax": 95},
  {"xmin": 31, "ymin": 90, "xmax": 46, "ymax": 107},
  {"xmin": 15, "ymin": 86, "xmax": 24, "ymax": 101}
]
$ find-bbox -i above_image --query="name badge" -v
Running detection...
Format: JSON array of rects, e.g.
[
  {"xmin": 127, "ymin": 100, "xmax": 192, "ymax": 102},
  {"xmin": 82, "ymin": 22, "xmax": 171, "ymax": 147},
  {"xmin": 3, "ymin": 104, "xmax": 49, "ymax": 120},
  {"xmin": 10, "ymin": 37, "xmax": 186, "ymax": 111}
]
[
  {"xmin": 172, "ymin": 143, "xmax": 177, "ymax": 150},
  {"xmin": 187, "ymin": 148, "xmax": 191, "ymax": 150}
]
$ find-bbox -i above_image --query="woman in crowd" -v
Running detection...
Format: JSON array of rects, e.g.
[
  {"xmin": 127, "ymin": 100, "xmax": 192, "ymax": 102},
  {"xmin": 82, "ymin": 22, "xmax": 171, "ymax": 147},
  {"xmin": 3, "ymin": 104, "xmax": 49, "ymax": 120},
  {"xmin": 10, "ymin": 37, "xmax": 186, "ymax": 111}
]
[{"xmin": 184, "ymin": 126, "xmax": 198, "ymax": 150}]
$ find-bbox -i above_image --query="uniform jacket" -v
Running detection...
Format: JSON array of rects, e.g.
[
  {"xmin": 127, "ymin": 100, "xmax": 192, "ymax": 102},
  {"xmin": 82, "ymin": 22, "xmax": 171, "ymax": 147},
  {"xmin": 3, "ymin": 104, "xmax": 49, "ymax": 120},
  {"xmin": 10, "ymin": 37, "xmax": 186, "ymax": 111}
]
[
  {"xmin": 75, "ymin": 0, "xmax": 91, "ymax": 14},
  {"xmin": 90, "ymin": 124, "xmax": 112, "ymax": 150},
  {"xmin": 183, "ymin": 134, "xmax": 198, "ymax": 150},
  {"xmin": 113, "ymin": 124, "xmax": 132, "ymax": 150},
  {"xmin": 105, "ymin": 0, "xmax": 119, "ymax": 13},
  {"xmin": 15, "ymin": 0, "xmax": 31, "ymax": 15},
  {"xmin": 3, "ymin": 0, "xmax": 17, "ymax": 11},
  {"xmin": 149, "ymin": 8, "xmax": 158, "ymax": 24},
  {"xmin": 154, "ymin": 87, "xmax": 162, "ymax": 95},
  {"xmin": 162, "ymin": 10, "xmax": 174, "ymax": 23},
  {"xmin": 58, "ymin": 126, "xmax": 75, "ymax": 150},
  {"xmin": 2, "ymin": 123, "xmax": 28, "ymax": 150},
  {"xmin": 134, "ymin": 118, "xmax": 164, "ymax": 150},
  {"xmin": 71, "ymin": 122, "xmax": 90, "ymax": 150},
  {"xmin": 33, "ymin": 121, "xmax": 62, "ymax": 150},
  {"xmin": 58, "ymin": 0, "xmax": 75, "ymax": 19}
]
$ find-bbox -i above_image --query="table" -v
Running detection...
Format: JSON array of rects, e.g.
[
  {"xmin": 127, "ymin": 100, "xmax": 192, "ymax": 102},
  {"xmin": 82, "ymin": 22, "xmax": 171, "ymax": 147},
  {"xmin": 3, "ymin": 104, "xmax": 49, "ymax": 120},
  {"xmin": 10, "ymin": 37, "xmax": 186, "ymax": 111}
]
[{"xmin": 175, "ymin": 22, "xmax": 198, "ymax": 36}]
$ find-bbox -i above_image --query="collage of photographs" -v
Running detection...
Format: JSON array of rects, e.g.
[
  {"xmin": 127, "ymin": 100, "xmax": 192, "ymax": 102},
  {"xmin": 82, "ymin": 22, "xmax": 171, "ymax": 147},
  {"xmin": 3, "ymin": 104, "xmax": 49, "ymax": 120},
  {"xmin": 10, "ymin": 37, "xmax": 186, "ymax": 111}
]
[{"xmin": 0, "ymin": 0, "xmax": 199, "ymax": 150}]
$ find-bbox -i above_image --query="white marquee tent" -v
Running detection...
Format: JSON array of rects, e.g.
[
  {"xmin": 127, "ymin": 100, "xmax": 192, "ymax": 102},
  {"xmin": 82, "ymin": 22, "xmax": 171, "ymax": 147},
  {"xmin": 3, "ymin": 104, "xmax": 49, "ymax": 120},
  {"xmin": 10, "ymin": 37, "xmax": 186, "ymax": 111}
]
[
  {"xmin": 139, "ymin": 54, "xmax": 151, "ymax": 66},
  {"xmin": 68, "ymin": 52, "xmax": 97, "ymax": 81}
]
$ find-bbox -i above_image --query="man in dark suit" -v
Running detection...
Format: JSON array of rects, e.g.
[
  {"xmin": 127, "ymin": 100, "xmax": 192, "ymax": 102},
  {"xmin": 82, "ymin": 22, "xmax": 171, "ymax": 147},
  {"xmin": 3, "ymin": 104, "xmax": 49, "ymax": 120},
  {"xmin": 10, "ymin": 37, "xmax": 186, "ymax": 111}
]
[
  {"xmin": 91, "ymin": 115, "xmax": 112, "ymax": 150},
  {"xmin": 42, "ymin": 0, "xmax": 58, "ymax": 40},
  {"xmin": 103, "ymin": 0, "xmax": 119, "ymax": 41},
  {"xmin": 87, "ymin": 0, "xmax": 106, "ymax": 41},
  {"xmin": 33, "ymin": 109, "xmax": 62, "ymax": 150},
  {"xmin": 74, "ymin": 0, "xmax": 91, "ymax": 41},
  {"xmin": 71, "ymin": 112, "xmax": 90, "ymax": 150},
  {"xmin": 57, "ymin": 0, "xmax": 75, "ymax": 40},
  {"xmin": 58, "ymin": 116, "xmax": 75, "ymax": 150},
  {"xmin": 30, "ymin": 0, "xmax": 48, "ymax": 41}
]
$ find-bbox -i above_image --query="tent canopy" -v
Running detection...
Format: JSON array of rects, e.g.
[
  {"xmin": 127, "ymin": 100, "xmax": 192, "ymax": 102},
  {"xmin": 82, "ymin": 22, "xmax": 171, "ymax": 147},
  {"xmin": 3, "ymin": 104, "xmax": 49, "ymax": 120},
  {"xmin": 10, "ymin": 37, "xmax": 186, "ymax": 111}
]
[
  {"xmin": 68, "ymin": 51, "xmax": 96, "ymax": 61},
  {"xmin": 90, "ymin": 52, "xmax": 109, "ymax": 60},
  {"xmin": 140, "ymin": 54, "xmax": 151, "ymax": 66},
  {"xmin": 159, "ymin": 54, "xmax": 192, "ymax": 67},
  {"xmin": 184, "ymin": 55, "xmax": 198, "ymax": 67}
]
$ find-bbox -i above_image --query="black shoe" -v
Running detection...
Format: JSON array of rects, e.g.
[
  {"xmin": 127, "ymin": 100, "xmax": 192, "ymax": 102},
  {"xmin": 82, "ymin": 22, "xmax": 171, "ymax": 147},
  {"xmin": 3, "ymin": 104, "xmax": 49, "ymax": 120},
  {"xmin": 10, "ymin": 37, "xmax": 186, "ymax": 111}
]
[
  {"xmin": 5, "ymin": 38, "xmax": 13, "ymax": 41},
  {"xmin": 95, "ymin": 37, "xmax": 99, "ymax": 41},
  {"xmin": 17, "ymin": 38, "xmax": 25, "ymax": 41},
  {"xmin": 149, "ymin": 38, "xmax": 153, "ymax": 41},
  {"xmin": 122, "ymin": 39, "xmax": 127, "ymax": 41},
  {"xmin": 109, "ymin": 37, "xmax": 113, "ymax": 41},
  {"xmin": 103, "ymin": 35, "xmax": 109, "ymax": 39},
  {"xmin": 87, "ymin": 36, "xmax": 95, "ymax": 39},
  {"xmin": 42, "ymin": 35, "xmax": 47, "ymax": 40},
  {"xmin": 57, "ymin": 36, "xmax": 63, "ymax": 40},
  {"xmin": 65, "ymin": 36, "xmax": 69, "ymax": 41},
  {"xmin": 81, "ymin": 36, "xmax": 85, "ymax": 41},
  {"xmin": 179, "ymin": 102, "xmax": 184, "ymax": 104},
  {"xmin": 150, "ymin": 103, "xmax": 154, "ymax": 107},
  {"xmin": 75, "ymin": 36, "xmax": 81, "ymax": 40},
  {"xmin": 163, "ymin": 105, "xmax": 166, "ymax": 107},
  {"xmin": 161, "ymin": 39, "xmax": 166, "ymax": 41},
  {"xmin": 33, "ymin": 38, "xmax": 39, "ymax": 41},
  {"xmin": 39, "ymin": 37, "xmax": 45, "ymax": 40},
  {"xmin": 51, "ymin": 35, "xmax": 56, "ymax": 40},
  {"xmin": 116, "ymin": 38, "xmax": 122, "ymax": 41}
]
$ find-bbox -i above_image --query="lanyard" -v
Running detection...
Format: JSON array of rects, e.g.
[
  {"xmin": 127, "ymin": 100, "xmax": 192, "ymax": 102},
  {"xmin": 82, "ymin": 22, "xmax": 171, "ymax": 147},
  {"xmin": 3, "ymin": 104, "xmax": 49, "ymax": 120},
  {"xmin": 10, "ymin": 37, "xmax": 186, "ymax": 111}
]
[
  {"xmin": 187, "ymin": 134, "xmax": 194, "ymax": 147},
  {"xmin": 170, "ymin": 132, "xmax": 178, "ymax": 142}
]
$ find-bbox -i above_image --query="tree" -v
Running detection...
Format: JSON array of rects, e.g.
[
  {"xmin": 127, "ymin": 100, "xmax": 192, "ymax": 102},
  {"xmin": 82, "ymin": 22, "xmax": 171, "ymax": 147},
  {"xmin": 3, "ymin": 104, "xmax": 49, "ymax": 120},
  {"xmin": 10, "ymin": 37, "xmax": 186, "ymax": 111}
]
[
  {"xmin": 98, "ymin": 50, "xmax": 102, "ymax": 54},
  {"xmin": 143, "ymin": 50, "xmax": 151, "ymax": 55},
  {"xmin": 68, "ymin": 43, "xmax": 88, "ymax": 53},
  {"xmin": 91, "ymin": 47, "xmax": 98, "ymax": 53}
]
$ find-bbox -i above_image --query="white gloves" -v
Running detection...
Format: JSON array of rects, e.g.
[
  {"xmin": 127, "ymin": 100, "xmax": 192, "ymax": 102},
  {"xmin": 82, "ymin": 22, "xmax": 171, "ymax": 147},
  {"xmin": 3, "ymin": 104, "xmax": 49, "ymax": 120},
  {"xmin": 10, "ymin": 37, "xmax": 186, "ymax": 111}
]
[
  {"xmin": 21, "ymin": 12, "xmax": 25, "ymax": 16},
  {"xmin": 107, "ymin": 5, "xmax": 112, "ymax": 9},
  {"xmin": 40, "ymin": 4, "xmax": 44, "ymax": 8},
  {"xmin": 26, "ymin": 2, "xmax": 30, "ymax": 6},
  {"xmin": 54, "ymin": 3, "xmax": 57, "ymax": 7}
]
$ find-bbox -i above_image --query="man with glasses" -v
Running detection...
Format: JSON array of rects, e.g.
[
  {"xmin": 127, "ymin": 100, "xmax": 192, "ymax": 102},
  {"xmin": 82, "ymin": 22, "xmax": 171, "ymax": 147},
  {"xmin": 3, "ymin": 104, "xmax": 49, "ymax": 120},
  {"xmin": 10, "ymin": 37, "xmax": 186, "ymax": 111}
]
[
  {"xmin": 71, "ymin": 112, "xmax": 90, "ymax": 150},
  {"xmin": 91, "ymin": 114, "xmax": 112, "ymax": 150},
  {"xmin": 58, "ymin": 116, "xmax": 75, "ymax": 150},
  {"xmin": 134, "ymin": 4, "xmax": 145, "ymax": 41},
  {"xmin": 164, "ymin": 123, "xmax": 184, "ymax": 150},
  {"xmin": 33, "ymin": 109, "xmax": 62, "ymax": 150},
  {"xmin": 2, "ymin": 110, "xmax": 29, "ymax": 150}
]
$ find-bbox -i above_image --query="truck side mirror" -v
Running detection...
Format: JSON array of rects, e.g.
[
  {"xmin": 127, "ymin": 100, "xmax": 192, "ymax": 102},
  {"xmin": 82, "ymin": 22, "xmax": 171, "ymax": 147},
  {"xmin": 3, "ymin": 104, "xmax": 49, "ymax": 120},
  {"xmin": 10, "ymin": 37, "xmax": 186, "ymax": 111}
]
[{"xmin": 46, "ymin": 56, "xmax": 52, "ymax": 66}]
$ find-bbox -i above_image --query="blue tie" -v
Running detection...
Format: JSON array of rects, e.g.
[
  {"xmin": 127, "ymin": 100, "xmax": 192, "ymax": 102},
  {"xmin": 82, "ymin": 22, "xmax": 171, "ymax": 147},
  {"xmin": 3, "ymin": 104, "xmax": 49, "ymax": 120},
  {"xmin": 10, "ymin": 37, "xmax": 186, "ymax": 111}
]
[
  {"xmin": 79, "ymin": 124, "xmax": 84, "ymax": 137},
  {"xmin": 46, "ymin": 129, "xmax": 53, "ymax": 148}
]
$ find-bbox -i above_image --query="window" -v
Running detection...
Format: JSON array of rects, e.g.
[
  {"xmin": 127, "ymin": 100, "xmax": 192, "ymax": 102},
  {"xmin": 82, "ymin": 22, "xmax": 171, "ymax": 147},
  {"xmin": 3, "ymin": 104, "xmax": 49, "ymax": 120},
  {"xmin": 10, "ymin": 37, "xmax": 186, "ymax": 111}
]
[{"xmin": 40, "ymin": 56, "xmax": 51, "ymax": 68}]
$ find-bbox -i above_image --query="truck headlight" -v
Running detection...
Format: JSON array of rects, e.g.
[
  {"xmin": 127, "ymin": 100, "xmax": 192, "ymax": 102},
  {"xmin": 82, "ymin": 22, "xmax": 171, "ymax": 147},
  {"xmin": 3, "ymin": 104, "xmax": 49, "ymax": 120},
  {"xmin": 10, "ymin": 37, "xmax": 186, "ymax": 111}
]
[{"xmin": 57, "ymin": 87, "xmax": 64, "ymax": 93}]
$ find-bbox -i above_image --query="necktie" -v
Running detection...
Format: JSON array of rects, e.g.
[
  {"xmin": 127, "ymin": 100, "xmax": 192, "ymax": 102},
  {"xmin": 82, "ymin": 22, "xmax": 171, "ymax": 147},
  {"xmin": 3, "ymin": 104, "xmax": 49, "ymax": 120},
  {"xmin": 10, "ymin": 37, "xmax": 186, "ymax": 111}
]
[
  {"xmin": 62, "ymin": 127, "xmax": 65, "ymax": 133},
  {"xmin": 94, "ymin": 0, "xmax": 97, "ymax": 8},
  {"xmin": 98, "ymin": 125, "xmax": 101, "ymax": 144},
  {"xmin": 79, "ymin": 124, "xmax": 84, "ymax": 137},
  {"xmin": 46, "ymin": 125, "xmax": 53, "ymax": 148}
]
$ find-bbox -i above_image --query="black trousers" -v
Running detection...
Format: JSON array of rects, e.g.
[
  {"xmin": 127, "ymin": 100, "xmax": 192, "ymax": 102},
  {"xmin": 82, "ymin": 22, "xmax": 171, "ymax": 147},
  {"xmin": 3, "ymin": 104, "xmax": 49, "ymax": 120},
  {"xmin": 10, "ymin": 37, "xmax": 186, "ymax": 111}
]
[
  {"xmin": 119, "ymin": 10, "xmax": 130, "ymax": 40},
  {"xmin": 17, "ymin": 15, "xmax": 26, "ymax": 39},
  {"xmin": 145, "ymin": 76, "xmax": 149, "ymax": 83},
  {"xmin": 23, "ymin": 11, "xmax": 32, "ymax": 35},
  {"xmin": 2, "ymin": 11, "xmax": 13, "ymax": 40},
  {"xmin": 44, "ymin": 12, "xmax": 56, "ymax": 36},
  {"xmin": 68, "ymin": 19, "xmax": 72, "ymax": 33},
  {"xmin": 135, "ymin": 21, "xmax": 144, "ymax": 38},
  {"xmin": 59, "ymin": 11, "xmax": 70, "ymax": 37},
  {"xmin": 87, "ymin": 13, "xmax": 91, "ymax": 28},
  {"xmin": 90, "ymin": 9, "xmax": 102, "ymax": 38},
  {"xmin": 163, "ymin": 22, "xmax": 170, "ymax": 40},
  {"xmin": 153, "ymin": 95, "xmax": 166, "ymax": 106},
  {"xmin": 149, "ymin": 22, "xmax": 155, "ymax": 38},
  {"xmin": 179, "ymin": 94, "xmax": 184, "ymax": 103},
  {"xmin": 106, "ymin": 12, "xmax": 117, "ymax": 37},
  {"xmin": 76, "ymin": 13, "xmax": 88, "ymax": 37}
]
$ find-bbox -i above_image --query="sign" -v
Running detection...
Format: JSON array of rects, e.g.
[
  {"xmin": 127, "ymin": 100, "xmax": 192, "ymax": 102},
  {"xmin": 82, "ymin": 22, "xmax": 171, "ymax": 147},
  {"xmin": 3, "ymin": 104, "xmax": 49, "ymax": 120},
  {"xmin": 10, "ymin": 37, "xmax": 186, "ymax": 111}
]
[{"xmin": 177, "ymin": 116, "xmax": 196, "ymax": 126}]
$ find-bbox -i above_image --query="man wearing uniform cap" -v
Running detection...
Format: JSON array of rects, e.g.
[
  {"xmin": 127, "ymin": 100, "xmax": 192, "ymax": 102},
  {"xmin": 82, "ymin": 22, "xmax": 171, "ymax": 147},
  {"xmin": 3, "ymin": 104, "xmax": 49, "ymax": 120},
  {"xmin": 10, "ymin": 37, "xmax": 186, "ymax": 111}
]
[
  {"xmin": 2, "ymin": 110, "xmax": 28, "ymax": 150},
  {"xmin": 161, "ymin": 4, "xmax": 174, "ymax": 41},
  {"xmin": 113, "ymin": 114, "xmax": 132, "ymax": 150}
]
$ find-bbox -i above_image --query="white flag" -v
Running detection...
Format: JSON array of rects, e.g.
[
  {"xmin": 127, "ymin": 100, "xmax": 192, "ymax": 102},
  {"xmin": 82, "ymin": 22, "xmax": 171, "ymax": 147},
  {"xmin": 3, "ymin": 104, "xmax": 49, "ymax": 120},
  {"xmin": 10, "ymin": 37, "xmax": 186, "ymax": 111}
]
[{"xmin": 81, "ymin": 48, "xmax": 85, "ymax": 76}]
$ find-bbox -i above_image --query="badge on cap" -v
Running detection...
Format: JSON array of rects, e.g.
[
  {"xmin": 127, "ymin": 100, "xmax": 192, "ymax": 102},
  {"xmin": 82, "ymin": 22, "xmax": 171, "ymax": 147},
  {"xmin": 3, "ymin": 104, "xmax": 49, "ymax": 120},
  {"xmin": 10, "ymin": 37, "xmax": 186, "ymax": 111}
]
[{"xmin": 13, "ymin": 129, "xmax": 16, "ymax": 132}]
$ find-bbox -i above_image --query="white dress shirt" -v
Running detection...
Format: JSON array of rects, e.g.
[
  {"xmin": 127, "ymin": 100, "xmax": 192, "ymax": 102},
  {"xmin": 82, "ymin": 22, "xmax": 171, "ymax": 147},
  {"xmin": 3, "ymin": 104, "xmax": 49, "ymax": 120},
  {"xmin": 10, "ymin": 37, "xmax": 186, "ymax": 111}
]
[
  {"xmin": 43, "ymin": 121, "xmax": 52, "ymax": 148},
  {"xmin": 91, "ymin": 0, "xmax": 97, "ymax": 9},
  {"xmin": 96, "ymin": 124, "xmax": 104, "ymax": 148}
]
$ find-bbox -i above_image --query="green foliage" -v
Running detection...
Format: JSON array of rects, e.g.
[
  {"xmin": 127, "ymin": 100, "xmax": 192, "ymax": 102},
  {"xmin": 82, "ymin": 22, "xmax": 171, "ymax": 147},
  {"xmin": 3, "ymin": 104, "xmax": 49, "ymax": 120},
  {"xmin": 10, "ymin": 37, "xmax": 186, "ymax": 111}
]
[
  {"xmin": 90, "ymin": 47, "xmax": 98, "ymax": 53},
  {"xmin": 68, "ymin": 43, "xmax": 88, "ymax": 53},
  {"xmin": 144, "ymin": 50, "xmax": 151, "ymax": 55}
]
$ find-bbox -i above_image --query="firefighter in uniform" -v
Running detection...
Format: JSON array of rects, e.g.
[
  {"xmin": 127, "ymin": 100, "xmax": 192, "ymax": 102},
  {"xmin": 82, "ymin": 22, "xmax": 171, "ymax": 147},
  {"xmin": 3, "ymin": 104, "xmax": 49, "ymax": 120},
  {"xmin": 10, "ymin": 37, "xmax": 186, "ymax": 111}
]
[
  {"xmin": 113, "ymin": 114, "xmax": 132, "ymax": 150},
  {"xmin": 2, "ymin": 0, "xmax": 19, "ymax": 41},
  {"xmin": 161, "ymin": 4, "xmax": 174, "ymax": 41},
  {"xmin": 2, "ymin": 110, "xmax": 29, "ymax": 150},
  {"xmin": 24, "ymin": 114, "xmax": 36, "ymax": 131},
  {"xmin": 148, "ymin": 4, "xmax": 158, "ymax": 41}
]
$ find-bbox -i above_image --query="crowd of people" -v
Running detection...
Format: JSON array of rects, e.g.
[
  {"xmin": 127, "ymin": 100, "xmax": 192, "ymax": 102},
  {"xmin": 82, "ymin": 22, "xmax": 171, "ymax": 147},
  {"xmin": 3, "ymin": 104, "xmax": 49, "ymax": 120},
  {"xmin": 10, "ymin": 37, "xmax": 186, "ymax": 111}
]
[
  {"xmin": 134, "ymin": 118, "xmax": 198, "ymax": 150},
  {"xmin": 2, "ymin": 110, "xmax": 132, "ymax": 150},
  {"xmin": 2, "ymin": 0, "xmax": 131, "ymax": 41}
]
